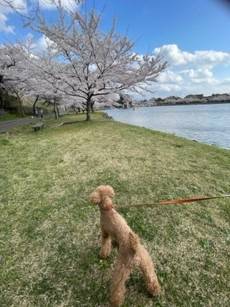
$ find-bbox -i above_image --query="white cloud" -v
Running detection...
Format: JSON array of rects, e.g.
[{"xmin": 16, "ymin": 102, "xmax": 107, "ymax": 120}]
[
  {"xmin": 36, "ymin": 34, "xmax": 55, "ymax": 51},
  {"xmin": 0, "ymin": 0, "xmax": 27, "ymax": 12},
  {"xmin": 0, "ymin": 12, "xmax": 14, "ymax": 33},
  {"xmin": 157, "ymin": 70, "xmax": 183, "ymax": 84},
  {"xmin": 25, "ymin": 33, "xmax": 57, "ymax": 56},
  {"xmin": 0, "ymin": 0, "xmax": 27, "ymax": 33},
  {"xmin": 154, "ymin": 44, "xmax": 194, "ymax": 65},
  {"xmin": 151, "ymin": 44, "xmax": 230, "ymax": 97},
  {"xmin": 154, "ymin": 44, "xmax": 230, "ymax": 67},
  {"xmin": 157, "ymin": 83, "xmax": 182, "ymax": 93},
  {"xmin": 184, "ymin": 68, "xmax": 213, "ymax": 79},
  {"xmin": 0, "ymin": 0, "xmax": 79, "ymax": 34},
  {"xmin": 38, "ymin": 0, "xmax": 78, "ymax": 11}
]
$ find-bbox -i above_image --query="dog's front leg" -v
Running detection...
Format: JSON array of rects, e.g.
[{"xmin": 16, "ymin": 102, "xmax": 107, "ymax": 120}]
[{"xmin": 100, "ymin": 229, "xmax": 112, "ymax": 259}]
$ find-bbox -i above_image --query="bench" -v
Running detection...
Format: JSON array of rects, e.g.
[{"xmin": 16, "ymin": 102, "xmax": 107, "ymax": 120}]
[{"xmin": 32, "ymin": 122, "xmax": 44, "ymax": 132}]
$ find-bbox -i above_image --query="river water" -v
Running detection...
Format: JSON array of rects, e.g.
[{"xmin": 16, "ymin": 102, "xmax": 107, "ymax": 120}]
[{"xmin": 107, "ymin": 103, "xmax": 230, "ymax": 149}]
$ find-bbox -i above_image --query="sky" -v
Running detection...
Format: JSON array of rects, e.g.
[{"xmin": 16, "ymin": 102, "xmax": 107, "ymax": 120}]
[{"xmin": 0, "ymin": 0, "xmax": 230, "ymax": 98}]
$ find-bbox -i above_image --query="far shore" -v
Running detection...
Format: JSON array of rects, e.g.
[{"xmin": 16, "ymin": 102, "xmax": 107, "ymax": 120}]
[
  {"xmin": 132, "ymin": 100, "xmax": 230, "ymax": 108},
  {"xmin": 128, "ymin": 93, "xmax": 230, "ymax": 109}
]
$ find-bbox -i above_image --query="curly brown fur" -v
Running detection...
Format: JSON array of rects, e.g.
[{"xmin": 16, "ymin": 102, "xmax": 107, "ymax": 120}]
[{"xmin": 89, "ymin": 185, "xmax": 161, "ymax": 306}]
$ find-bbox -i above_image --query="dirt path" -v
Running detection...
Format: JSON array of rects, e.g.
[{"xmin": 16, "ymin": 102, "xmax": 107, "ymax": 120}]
[{"xmin": 0, "ymin": 117, "xmax": 38, "ymax": 133}]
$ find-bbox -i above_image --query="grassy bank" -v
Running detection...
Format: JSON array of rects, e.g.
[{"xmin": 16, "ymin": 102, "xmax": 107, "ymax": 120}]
[{"xmin": 0, "ymin": 113, "xmax": 229, "ymax": 306}]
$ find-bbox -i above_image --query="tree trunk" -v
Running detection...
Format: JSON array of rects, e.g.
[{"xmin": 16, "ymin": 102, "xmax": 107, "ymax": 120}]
[
  {"xmin": 53, "ymin": 100, "xmax": 59, "ymax": 119},
  {"xmin": 33, "ymin": 95, "xmax": 39, "ymax": 116},
  {"xmin": 0, "ymin": 89, "xmax": 4, "ymax": 109},
  {"xmin": 16, "ymin": 93, "xmax": 25, "ymax": 117},
  {"xmin": 90, "ymin": 101, "xmax": 95, "ymax": 113},
  {"xmin": 86, "ymin": 98, "xmax": 91, "ymax": 121},
  {"xmin": 57, "ymin": 105, "xmax": 60, "ymax": 117}
]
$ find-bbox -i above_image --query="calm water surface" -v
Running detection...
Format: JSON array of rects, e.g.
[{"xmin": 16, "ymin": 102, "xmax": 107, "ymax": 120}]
[{"xmin": 107, "ymin": 104, "xmax": 230, "ymax": 149}]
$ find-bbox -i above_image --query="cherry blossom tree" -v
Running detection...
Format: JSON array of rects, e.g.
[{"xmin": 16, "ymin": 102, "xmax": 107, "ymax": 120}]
[
  {"xmin": 1, "ymin": 1, "xmax": 167, "ymax": 120},
  {"xmin": 0, "ymin": 45, "xmax": 28, "ymax": 115},
  {"xmin": 0, "ymin": 44, "xmax": 64, "ymax": 118},
  {"xmin": 32, "ymin": 5, "xmax": 167, "ymax": 120}
]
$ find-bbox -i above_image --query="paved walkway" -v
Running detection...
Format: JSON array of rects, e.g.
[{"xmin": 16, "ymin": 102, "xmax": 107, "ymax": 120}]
[{"xmin": 0, "ymin": 117, "xmax": 38, "ymax": 133}]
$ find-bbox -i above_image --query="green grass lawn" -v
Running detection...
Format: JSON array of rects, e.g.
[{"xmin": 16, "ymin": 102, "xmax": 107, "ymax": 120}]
[{"xmin": 0, "ymin": 113, "xmax": 229, "ymax": 306}]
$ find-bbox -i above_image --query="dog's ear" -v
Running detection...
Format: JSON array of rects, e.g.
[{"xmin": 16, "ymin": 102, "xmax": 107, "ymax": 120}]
[
  {"xmin": 89, "ymin": 191, "xmax": 101, "ymax": 204},
  {"xmin": 106, "ymin": 185, "xmax": 115, "ymax": 198}
]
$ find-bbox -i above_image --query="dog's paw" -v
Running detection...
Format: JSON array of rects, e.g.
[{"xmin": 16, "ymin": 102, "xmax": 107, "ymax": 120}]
[
  {"xmin": 147, "ymin": 281, "xmax": 161, "ymax": 296},
  {"xmin": 99, "ymin": 251, "xmax": 110, "ymax": 259}
]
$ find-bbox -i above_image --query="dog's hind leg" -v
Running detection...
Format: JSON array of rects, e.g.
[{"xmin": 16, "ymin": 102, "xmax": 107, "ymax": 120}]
[
  {"xmin": 110, "ymin": 254, "xmax": 134, "ymax": 307},
  {"xmin": 138, "ymin": 245, "xmax": 161, "ymax": 296},
  {"xmin": 100, "ymin": 230, "xmax": 112, "ymax": 259}
]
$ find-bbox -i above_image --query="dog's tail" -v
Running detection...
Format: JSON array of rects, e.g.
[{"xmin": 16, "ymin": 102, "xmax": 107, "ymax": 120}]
[{"xmin": 128, "ymin": 232, "xmax": 140, "ymax": 254}]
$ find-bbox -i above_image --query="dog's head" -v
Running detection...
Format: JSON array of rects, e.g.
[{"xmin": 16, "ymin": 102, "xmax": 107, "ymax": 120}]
[{"xmin": 89, "ymin": 185, "xmax": 115, "ymax": 210}]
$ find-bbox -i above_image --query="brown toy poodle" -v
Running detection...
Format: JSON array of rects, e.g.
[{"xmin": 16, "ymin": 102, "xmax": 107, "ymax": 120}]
[{"xmin": 90, "ymin": 185, "xmax": 160, "ymax": 306}]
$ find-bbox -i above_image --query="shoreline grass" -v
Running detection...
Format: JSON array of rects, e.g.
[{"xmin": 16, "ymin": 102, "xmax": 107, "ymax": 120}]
[{"xmin": 0, "ymin": 113, "xmax": 229, "ymax": 306}]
